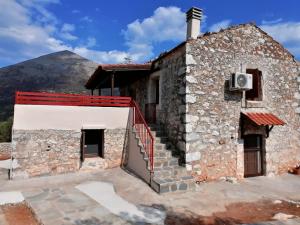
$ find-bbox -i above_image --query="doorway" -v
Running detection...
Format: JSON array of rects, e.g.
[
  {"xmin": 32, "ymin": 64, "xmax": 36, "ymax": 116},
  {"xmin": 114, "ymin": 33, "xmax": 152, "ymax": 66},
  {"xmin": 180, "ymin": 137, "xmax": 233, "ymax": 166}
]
[
  {"xmin": 81, "ymin": 129, "xmax": 104, "ymax": 160},
  {"xmin": 244, "ymin": 134, "xmax": 263, "ymax": 177}
]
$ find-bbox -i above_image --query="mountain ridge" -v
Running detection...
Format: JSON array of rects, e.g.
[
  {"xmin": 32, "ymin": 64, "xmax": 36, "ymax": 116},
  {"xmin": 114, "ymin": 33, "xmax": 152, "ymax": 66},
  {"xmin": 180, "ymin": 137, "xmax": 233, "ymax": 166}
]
[{"xmin": 0, "ymin": 50, "xmax": 98, "ymax": 121}]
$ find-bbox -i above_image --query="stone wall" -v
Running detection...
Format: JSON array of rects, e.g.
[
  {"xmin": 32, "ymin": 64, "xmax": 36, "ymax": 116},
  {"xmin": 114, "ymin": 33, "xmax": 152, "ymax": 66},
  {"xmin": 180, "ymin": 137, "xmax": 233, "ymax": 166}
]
[
  {"xmin": 184, "ymin": 24, "xmax": 300, "ymax": 180},
  {"xmin": 152, "ymin": 45, "xmax": 187, "ymax": 159},
  {"xmin": 12, "ymin": 129, "xmax": 81, "ymax": 178},
  {"xmin": 102, "ymin": 128, "xmax": 127, "ymax": 168},
  {"xmin": 12, "ymin": 128, "xmax": 127, "ymax": 177},
  {"xmin": 0, "ymin": 142, "xmax": 12, "ymax": 156}
]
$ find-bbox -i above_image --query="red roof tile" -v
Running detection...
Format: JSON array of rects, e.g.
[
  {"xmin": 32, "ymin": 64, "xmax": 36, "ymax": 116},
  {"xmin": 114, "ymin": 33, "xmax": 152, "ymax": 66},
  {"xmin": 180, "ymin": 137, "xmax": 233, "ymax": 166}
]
[{"xmin": 242, "ymin": 112, "xmax": 285, "ymax": 126}]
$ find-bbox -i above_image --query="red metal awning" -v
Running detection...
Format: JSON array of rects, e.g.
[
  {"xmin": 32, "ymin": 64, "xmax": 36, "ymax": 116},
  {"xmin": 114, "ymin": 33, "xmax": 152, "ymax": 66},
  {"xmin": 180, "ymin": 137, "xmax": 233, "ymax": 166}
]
[{"xmin": 242, "ymin": 112, "xmax": 285, "ymax": 126}]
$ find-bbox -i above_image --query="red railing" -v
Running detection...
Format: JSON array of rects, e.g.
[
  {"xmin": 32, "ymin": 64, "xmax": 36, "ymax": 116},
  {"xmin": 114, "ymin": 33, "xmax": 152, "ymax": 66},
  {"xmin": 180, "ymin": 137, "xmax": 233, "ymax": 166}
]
[
  {"xmin": 15, "ymin": 91, "xmax": 132, "ymax": 107},
  {"xmin": 130, "ymin": 100, "xmax": 154, "ymax": 171},
  {"xmin": 15, "ymin": 91, "xmax": 154, "ymax": 171}
]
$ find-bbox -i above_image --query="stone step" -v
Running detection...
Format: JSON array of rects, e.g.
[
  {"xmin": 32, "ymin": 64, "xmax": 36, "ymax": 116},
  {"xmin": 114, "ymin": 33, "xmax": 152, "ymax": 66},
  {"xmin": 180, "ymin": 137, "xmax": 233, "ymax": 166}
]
[
  {"xmin": 151, "ymin": 176, "xmax": 196, "ymax": 193},
  {"xmin": 154, "ymin": 150, "xmax": 172, "ymax": 158},
  {"xmin": 153, "ymin": 158, "xmax": 179, "ymax": 169},
  {"xmin": 154, "ymin": 167, "xmax": 191, "ymax": 179}
]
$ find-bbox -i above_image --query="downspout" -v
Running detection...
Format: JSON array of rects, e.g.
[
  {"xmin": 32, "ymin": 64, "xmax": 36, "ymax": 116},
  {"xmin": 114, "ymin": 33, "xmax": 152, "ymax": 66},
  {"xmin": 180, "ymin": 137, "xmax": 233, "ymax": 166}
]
[{"xmin": 9, "ymin": 127, "xmax": 14, "ymax": 180}]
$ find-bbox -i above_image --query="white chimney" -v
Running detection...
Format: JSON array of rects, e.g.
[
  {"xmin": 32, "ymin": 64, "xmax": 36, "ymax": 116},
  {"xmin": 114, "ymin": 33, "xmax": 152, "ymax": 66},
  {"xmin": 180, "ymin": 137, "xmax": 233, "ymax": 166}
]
[{"xmin": 186, "ymin": 7, "xmax": 202, "ymax": 40}]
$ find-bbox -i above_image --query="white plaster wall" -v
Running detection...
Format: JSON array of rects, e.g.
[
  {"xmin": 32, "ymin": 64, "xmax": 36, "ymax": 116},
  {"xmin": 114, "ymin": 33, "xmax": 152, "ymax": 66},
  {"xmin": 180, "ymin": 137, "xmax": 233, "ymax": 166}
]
[{"xmin": 13, "ymin": 105, "xmax": 130, "ymax": 130}]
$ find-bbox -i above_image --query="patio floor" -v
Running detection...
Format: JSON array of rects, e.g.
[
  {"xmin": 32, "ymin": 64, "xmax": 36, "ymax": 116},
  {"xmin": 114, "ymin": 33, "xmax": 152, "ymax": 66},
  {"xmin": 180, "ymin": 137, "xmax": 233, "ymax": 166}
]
[{"xmin": 0, "ymin": 168, "xmax": 299, "ymax": 224}]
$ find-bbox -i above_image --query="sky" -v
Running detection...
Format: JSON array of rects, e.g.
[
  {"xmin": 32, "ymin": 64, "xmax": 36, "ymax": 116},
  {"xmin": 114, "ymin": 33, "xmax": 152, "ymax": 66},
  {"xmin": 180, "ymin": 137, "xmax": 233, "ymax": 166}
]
[{"xmin": 1, "ymin": 0, "xmax": 300, "ymax": 67}]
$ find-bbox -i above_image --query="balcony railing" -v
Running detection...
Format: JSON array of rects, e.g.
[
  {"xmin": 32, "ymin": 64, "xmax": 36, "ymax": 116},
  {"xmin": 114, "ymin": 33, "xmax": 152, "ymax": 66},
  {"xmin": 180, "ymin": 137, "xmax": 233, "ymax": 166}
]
[
  {"xmin": 15, "ymin": 91, "xmax": 132, "ymax": 107},
  {"xmin": 15, "ymin": 91, "xmax": 154, "ymax": 171}
]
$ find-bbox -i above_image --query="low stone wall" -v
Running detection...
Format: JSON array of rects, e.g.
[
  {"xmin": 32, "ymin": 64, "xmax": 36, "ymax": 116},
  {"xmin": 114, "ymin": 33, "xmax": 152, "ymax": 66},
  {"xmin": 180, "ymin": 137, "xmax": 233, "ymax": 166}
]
[
  {"xmin": 104, "ymin": 128, "xmax": 127, "ymax": 168},
  {"xmin": 0, "ymin": 142, "xmax": 12, "ymax": 156},
  {"xmin": 12, "ymin": 129, "xmax": 81, "ymax": 178},
  {"xmin": 12, "ymin": 128, "xmax": 127, "ymax": 178}
]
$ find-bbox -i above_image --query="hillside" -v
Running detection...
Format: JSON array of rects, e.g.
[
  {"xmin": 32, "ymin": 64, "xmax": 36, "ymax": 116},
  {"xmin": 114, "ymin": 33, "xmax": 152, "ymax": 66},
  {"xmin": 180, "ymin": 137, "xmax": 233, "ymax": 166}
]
[{"xmin": 0, "ymin": 50, "xmax": 98, "ymax": 121}]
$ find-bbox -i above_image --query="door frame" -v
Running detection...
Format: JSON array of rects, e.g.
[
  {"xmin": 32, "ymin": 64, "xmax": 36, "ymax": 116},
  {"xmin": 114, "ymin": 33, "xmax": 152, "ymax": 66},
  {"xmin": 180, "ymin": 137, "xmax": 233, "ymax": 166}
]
[
  {"xmin": 244, "ymin": 134, "xmax": 264, "ymax": 177},
  {"xmin": 81, "ymin": 129, "xmax": 104, "ymax": 161}
]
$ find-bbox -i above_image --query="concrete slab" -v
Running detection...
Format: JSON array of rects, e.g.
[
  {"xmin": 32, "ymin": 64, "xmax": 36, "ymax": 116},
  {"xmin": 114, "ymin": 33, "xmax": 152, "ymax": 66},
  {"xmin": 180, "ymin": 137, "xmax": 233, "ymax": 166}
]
[
  {"xmin": 0, "ymin": 168, "xmax": 299, "ymax": 225},
  {"xmin": 0, "ymin": 191, "xmax": 24, "ymax": 205},
  {"xmin": 76, "ymin": 181, "xmax": 166, "ymax": 224}
]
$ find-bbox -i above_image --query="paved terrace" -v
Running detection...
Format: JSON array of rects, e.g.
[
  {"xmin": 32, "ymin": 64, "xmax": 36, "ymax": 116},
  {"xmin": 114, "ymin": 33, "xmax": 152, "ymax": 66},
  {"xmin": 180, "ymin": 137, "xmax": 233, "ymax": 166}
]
[{"xmin": 0, "ymin": 168, "xmax": 300, "ymax": 224}]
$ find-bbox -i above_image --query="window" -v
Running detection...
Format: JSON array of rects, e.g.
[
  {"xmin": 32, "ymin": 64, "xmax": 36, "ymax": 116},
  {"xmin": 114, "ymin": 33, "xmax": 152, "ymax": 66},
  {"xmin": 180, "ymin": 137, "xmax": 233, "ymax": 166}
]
[{"xmin": 246, "ymin": 69, "xmax": 262, "ymax": 101}]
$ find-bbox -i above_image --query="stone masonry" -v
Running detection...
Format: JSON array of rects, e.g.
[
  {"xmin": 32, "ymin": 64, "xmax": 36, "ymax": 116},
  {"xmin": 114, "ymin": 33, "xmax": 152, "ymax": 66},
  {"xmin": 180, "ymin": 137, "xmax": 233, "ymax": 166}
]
[
  {"xmin": 183, "ymin": 24, "xmax": 300, "ymax": 180},
  {"xmin": 0, "ymin": 142, "xmax": 12, "ymax": 156},
  {"xmin": 120, "ymin": 23, "xmax": 300, "ymax": 181},
  {"xmin": 12, "ymin": 129, "xmax": 81, "ymax": 178},
  {"xmin": 12, "ymin": 128, "xmax": 127, "ymax": 178}
]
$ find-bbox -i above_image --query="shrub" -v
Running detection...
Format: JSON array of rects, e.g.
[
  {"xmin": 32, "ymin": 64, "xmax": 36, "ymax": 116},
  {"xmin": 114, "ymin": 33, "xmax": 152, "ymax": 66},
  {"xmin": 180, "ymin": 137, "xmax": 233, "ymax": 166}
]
[{"xmin": 0, "ymin": 117, "xmax": 13, "ymax": 142}]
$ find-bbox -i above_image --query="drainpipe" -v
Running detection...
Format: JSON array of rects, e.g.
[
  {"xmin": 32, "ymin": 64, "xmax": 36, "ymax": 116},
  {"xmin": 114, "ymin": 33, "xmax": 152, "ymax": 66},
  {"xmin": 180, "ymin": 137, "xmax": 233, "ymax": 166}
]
[{"xmin": 9, "ymin": 128, "xmax": 14, "ymax": 180}]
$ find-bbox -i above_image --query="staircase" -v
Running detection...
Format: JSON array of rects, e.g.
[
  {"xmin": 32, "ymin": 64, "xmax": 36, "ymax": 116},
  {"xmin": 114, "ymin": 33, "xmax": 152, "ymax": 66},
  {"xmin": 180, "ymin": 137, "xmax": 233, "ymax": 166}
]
[{"xmin": 132, "ymin": 124, "xmax": 196, "ymax": 193}]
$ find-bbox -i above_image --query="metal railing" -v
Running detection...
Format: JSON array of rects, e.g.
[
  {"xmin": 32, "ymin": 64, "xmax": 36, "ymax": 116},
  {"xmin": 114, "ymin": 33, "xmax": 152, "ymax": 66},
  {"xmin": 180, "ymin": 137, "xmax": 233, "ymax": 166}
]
[
  {"xmin": 130, "ymin": 100, "xmax": 154, "ymax": 171},
  {"xmin": 15, "ymin": 91, "xmax": 154, "ymax": 171}
]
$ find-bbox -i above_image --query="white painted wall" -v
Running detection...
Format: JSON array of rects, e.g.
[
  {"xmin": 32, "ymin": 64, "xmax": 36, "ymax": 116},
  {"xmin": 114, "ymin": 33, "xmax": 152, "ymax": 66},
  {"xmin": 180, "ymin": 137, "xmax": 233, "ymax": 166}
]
[{"xmin": 13, "ymin": 105, "xmax": 130, "ymax": 130}]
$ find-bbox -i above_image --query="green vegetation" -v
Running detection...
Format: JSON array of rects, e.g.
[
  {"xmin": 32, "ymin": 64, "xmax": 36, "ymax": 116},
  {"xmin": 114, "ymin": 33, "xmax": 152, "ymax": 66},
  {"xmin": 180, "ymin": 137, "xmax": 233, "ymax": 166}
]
[{"xmin": 0, "ymin": 117, "xmax": 13, "ymax": 142}]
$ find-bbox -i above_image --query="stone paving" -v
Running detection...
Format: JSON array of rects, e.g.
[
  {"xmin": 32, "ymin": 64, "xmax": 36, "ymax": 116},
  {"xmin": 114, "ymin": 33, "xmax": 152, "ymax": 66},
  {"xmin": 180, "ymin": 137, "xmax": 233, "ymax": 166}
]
[{"xmin": 0, "ymin": 168, "xmax": 299, "ymax": 224}]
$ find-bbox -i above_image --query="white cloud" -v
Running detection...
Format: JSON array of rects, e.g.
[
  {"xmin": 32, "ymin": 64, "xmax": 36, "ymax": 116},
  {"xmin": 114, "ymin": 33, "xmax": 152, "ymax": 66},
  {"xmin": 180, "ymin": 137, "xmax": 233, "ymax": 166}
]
[
  {"xmin": 0, "ymin": 4, "xmax": 194, "ymax": 66},
  {"xmin": 262, "ymin": 18, "xmax": 283, "ymax": 25},
  {"xmin": 260, "ymin": 22, "xmax": 300, "ymax": 57},
  {"xmin": 72, "ymin": 9, "xmax": 80, "ymax": 14},
  {"xmin": 122, "ymin": 6, "xmax": 186, "ymax": 59},
  {"xmin": 80, "ymin": 16, "xmax": 93, "ymax": 23},
  {"xmin": 209, "ymin": 20, "xmax": 231, "ymax": 32},
  {"xmin": 60, "ymin": 23, "xmax": 77, "ymax": 40},
  {"xmin": 260, "ymin": 22, "xmax": 300, "ymax": 43},
  {"xmin": 86, "ymin": 37, "xmax": 97, "ymax": 48},
  {"xmin": 73, "ymin": 47, "xmax": 130, "ymax": 64}
]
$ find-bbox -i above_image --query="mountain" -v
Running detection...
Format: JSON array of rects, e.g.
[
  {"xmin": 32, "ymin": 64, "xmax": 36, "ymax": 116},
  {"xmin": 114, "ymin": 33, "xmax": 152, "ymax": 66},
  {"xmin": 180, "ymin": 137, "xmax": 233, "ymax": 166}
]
[{"xmin": 0, "ymin": 50, "xmax": 98, "ymax": 121}]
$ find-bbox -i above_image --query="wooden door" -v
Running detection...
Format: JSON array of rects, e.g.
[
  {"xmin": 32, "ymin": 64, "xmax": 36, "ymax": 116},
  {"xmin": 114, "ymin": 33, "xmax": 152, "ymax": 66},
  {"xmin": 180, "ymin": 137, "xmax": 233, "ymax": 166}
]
[{"xmin": 244, "ymin": 135, "xmax": 263, "ymax": 177}]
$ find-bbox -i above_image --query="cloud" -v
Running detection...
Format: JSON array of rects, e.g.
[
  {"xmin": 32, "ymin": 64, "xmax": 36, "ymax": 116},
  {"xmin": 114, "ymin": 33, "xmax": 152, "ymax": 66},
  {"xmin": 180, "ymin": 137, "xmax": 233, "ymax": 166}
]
[
  {"xmin": 260, "ymin": 21, "xmax": 300, "ymax": 57},
  {"xmin": 60, "ymin": 23, "xmax": 77, "ymax": 40},
  {"xmin": 0, "ymin": 3, "xmax": 191, "ymax": 66},
  {"xmin": 86, "ymin": 37, "xmax": 97, "ymax": 48},
  {"xmin": 80, "ymin": 16, "xmax": 93, "ymax": 23},
  {"xmin": 262, "ymin": 18, "xmax": 283, "ymax": 25},
  {"xmin": 72, "ymin": 9, "xmax": 80, "ymax": 14},
  {"xmin": 73, "ymin": 47, "xmax": 130, "ymax": 64},
  {"xmin": 209, "ymin": 20, "xmax": 231, "ymax": 32},
  {"xmin": 0, "ymin": 0, "xmax": 71, "ymax": 65},
  {"xmin": 122, "ymin": 6, "xmax": 186, "ymax": 60}
]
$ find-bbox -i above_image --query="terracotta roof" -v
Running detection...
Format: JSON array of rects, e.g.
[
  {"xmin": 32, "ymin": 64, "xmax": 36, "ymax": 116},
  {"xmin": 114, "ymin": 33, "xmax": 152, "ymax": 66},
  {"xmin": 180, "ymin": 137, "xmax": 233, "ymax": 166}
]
[
  {"xmin": 242, "ymin": 112, "xmax": 285, "ymax": 126},
  {"xmin": 100, "ymin": 63, "xmax": 152, "ymax": 71}
]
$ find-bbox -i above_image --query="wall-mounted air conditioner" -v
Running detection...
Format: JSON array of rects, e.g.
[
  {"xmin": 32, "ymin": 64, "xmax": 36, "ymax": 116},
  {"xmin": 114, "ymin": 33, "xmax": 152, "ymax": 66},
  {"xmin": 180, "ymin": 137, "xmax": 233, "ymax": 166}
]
[{"xmin": 229, "ymin": 72, "xmax": 253, "ymax": 91}]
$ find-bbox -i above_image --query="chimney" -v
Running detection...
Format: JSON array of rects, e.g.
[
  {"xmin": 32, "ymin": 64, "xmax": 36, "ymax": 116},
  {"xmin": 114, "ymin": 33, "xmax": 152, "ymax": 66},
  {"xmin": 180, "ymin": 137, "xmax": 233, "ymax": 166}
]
[{"xmin": 186, "ymin": 7, "xmax": 202, "ymax": 40}]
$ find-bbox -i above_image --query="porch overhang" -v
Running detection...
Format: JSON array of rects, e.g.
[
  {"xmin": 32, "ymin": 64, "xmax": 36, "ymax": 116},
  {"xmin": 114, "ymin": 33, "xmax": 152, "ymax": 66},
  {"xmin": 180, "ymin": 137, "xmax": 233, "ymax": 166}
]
[
  {"xmin": 242, "ymin": 112, "xmax": 285, "ymax": 126},
  {"xmin": 85, "ymin": 63, "xmax": 152, "ymax": 90}
]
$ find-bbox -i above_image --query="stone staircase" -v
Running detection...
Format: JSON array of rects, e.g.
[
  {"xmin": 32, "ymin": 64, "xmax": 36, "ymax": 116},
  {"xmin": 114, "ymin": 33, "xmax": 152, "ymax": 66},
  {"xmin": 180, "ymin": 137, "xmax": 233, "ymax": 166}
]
[{"xmin": 135, "ymin": 124, "xmax": 196, "ymax": 193}]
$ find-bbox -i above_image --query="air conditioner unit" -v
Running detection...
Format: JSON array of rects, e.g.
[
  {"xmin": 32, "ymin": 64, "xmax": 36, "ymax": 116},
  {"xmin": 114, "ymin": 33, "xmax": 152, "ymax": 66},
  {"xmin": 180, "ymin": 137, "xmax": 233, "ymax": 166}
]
[{"xmin": 230, "ymin": 72, "xmax": 253, "ymax": 91}]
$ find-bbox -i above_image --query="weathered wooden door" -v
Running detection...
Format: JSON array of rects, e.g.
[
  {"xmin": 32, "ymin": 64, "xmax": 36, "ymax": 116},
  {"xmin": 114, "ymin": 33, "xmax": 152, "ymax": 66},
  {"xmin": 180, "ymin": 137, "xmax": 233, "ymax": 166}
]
[{"xmin": 244, "ymin": 134, "xmax": 263, "ymax": 177}]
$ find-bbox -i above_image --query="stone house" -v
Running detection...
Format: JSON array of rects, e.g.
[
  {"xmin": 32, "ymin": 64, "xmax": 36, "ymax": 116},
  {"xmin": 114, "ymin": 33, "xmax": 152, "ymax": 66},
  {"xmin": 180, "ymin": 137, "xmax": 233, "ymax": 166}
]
[{"xmin": 10, "ymin": 7, "xmax": 300, "ymax": 193}]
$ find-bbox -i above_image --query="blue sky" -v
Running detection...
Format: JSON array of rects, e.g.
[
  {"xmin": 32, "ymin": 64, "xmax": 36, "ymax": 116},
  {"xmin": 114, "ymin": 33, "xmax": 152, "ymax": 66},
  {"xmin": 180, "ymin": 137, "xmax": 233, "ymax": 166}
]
[{"xmin": 1, "ymin": 0, "xmax": 300, "ymax": 67}]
